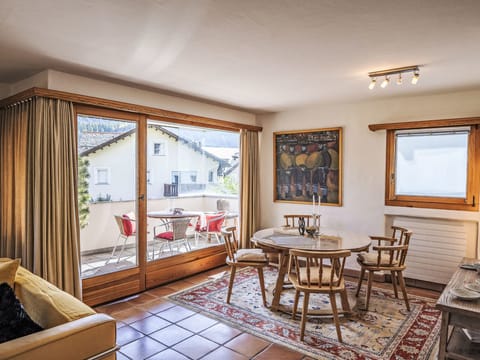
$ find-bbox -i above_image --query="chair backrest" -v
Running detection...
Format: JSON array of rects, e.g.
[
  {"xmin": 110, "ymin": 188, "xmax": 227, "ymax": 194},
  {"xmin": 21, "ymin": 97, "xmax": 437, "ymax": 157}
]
[
  {"xmin": 171, "ymin": 218, "xmax": 192, "ymax": 240},
  {"xmin": 206, "ymin": 212, "xmax": 226, "ymax": 232},
  {"xmin": 373, "ymin": 231, "xmax": 412, "ymax": 268},
  {"xmin": 396, "ymin": 230, "xmax": 412, "ymax": 266},
  {"xmin": 217, "ymin": 199, "xmax": 230, "ymax": 211},
  {"xmin": 288, "ymin": 249, "xmax": 351, "ymax": 288},
  {"xmin": 283, "ymin": 214, "xmax": 314, "ymax": 228},
  {"xmin": 114, "ymin": 214, "xmax": 136, "ymax": 236},
  {"xmin": 223, "ymin": 227, "xmax": 238, "ymax": 261},
  {"xmin": 391, "ymin": 225, "xmax": 409, "ymax": 245}
]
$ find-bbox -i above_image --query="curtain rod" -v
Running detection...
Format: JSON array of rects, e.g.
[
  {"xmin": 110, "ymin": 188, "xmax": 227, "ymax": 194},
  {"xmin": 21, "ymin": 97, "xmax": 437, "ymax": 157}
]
[{"xmin": 0, "ymin": 87, "xmax": 262, "ymax": 132}]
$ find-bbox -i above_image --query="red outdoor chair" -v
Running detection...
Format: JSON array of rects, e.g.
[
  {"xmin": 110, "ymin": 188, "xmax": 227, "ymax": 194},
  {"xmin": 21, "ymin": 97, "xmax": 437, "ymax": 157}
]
[
  {"xmin": 194, "ymin": 212, "xmax": 226, "ymax": 243},
  {"xmin": 106, "ymin": 213, "xmax": 136, "ymax": 264}
]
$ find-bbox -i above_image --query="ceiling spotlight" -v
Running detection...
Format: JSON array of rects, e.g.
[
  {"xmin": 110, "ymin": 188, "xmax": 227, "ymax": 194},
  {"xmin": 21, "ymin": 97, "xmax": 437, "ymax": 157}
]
[
  {"xmin": 381, "ymin": 76, "xmax": 389, "ymax": 88},
  {"xmin": 368, "ymin": 65, "xmax": 421, "ymax": 90},
  {"xmin": 396, "ymin": 73, "xmax": 403, "ymax": 85},
  {"xmin": 411, "ymin": 70, "xmax": 420, "ymax": 84}
]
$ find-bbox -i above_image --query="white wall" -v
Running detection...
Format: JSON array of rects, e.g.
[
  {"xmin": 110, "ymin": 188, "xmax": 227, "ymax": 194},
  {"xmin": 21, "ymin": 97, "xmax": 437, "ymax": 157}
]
[
  {"xmin": 46, "ymin": 70, "xmax": 256, "ymax": 125},
  {"xmin": 1, "ymin": 69, "xmax": 257, "ymax": 125},
  {"xmin": 0, "ymin": 70, "xmax": 49, "ymax": 98},
  {"xmin": 258, "ymin": 90, "xmax": 480, "ymax": 250}
]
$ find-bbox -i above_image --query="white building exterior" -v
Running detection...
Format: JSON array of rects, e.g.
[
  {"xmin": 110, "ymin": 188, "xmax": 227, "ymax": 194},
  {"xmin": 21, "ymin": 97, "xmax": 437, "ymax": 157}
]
[{"xmin": 82, "ymin": 125, "xmax": 222, "ymax": 202}]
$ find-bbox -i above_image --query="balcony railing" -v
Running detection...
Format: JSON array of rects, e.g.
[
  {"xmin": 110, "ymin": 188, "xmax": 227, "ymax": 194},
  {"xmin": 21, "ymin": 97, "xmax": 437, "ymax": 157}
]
[
  {"xmin": 164, "ymin": 183, "xmax": 178, "ymax": 197},
  {"xmin": 179, "ymin": 183, "xmax": 206, "ymax": 193}
]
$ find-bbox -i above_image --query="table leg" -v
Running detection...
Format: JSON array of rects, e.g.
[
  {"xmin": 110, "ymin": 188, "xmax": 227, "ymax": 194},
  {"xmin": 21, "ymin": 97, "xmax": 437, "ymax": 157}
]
[
  {"xmin": 271, "ymin": 251, "xmax": 289, "ymax": 311},
  {"xmin": 438, "ymin": 311, "xmax": 449, "ymax": 360}
]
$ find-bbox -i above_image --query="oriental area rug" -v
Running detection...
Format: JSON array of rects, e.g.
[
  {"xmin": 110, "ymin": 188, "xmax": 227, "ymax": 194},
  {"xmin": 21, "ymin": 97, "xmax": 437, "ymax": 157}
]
[{"xmin": 167, "ymin": 267, "xmax": 440, "ymax": 360}]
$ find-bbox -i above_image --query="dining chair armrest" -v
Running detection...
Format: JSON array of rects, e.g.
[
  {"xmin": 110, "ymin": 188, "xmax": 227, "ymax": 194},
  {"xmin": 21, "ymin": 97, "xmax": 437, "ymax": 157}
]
[
  {"xmin": 153, "ymin": 221, "xmax": 171, "ymax": 236},
  {"xmin": 369, "ymin": 236, "xmax": 397, "ymax": 245}
]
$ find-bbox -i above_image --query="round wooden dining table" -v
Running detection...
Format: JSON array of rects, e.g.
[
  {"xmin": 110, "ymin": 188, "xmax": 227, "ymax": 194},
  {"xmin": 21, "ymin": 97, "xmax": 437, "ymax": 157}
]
[{"xmin": 252, "ymin": 227, "xmax": 371, "ymax": 311}]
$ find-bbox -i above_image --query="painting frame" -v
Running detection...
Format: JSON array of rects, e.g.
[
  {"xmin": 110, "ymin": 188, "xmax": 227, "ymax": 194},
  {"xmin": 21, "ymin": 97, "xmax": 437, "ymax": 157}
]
[{"xmin": 273, "ymin": 127, "xmax": 342, "ymax": 206}]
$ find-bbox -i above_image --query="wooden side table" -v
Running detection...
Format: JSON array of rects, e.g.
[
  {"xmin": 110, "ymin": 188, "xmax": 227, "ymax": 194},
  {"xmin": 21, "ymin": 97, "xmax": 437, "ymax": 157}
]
[{"xmin": 436, "ymin": 257, "xmax": 480, "ymax": 359}]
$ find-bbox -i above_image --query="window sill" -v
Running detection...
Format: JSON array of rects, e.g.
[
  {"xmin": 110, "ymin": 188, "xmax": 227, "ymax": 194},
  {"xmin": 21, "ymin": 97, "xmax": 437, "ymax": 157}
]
[{"xmin": 384, "ymin": 205, "xmax": 480, "ymax": 222}]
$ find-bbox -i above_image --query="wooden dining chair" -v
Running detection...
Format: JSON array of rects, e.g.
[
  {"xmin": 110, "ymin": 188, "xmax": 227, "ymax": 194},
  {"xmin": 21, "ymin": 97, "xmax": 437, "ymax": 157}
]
[
  {"xmin": 223, "ymin": 226, "xmax": 268, "ymax": 306},
  {"xmin": 355, "ymin": 230, "xmax": 412, "ymax": 311},
  {"xmin": 288, "ymin": 249, "xmax": 351, "ymax": 342}
]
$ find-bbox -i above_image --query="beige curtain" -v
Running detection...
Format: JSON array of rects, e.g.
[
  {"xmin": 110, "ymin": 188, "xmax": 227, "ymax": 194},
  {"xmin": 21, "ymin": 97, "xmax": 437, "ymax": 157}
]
[
  {"xmin": 0, "ymin": 97, "xmax": 81, "ymax": 298},
  {"xmin": 0, "ymin": 101, "xmax": 30, "ymax": 258},
  {"xmin": 239, "ymin": 129, "xmax": 260, "ymax": 248}
]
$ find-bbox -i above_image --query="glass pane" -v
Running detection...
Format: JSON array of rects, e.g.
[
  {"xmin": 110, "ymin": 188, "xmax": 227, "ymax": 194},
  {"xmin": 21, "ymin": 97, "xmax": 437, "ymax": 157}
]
[
  {"xmin": 146, "ymin": 120, "xmax": 240, "ymax": 261},
  {"xmin": 78, "ymin": 115, "xmax": 137, "ymax": 278},
  {"xmin": 395, "ymin": 132, "xmax": 468, "ymax": 198}
]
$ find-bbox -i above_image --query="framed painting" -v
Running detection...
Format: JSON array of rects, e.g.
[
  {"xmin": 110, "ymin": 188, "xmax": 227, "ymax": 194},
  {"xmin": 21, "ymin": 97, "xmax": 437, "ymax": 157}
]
[{"xmin": 273, "ymin": 127, "xmax": 342, "ymax": 206}]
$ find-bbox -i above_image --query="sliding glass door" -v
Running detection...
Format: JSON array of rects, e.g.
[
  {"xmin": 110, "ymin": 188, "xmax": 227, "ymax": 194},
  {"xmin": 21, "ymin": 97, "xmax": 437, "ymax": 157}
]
[
  {"xmin": 145, "ymin": 119, "xmax": 240, "ymax": 288},
  {"xmin": 76, "ymin": 105, "xmax": 240, "ymax": 304},
  {"xmin": 76, "ymin": 106, "xmax": 144, "ymax": 305}
]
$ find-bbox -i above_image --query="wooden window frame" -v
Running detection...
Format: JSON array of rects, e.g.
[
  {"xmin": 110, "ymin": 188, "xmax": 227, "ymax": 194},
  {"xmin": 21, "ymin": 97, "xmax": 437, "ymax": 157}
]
[{"xmin": 385, "ymin": 124, "xmax": 479, "ymax": 211}]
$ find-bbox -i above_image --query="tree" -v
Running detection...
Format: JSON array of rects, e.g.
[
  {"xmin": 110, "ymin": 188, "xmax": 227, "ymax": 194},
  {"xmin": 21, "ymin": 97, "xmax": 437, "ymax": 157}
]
[{"xmin": 78, "ymin": 156, "xmax": 91, "ymax": 229}]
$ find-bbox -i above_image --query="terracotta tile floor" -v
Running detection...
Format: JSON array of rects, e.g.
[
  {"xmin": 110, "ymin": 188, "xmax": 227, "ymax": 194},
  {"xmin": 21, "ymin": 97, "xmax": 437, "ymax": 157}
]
[{"xmin": 95, "ymin": 266, "xmax": 441, "ymax": 359}]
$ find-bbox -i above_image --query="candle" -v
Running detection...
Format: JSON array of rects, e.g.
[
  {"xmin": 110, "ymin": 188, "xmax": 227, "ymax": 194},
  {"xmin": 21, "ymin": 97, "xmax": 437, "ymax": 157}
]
[
  {"xmin": 312, "ymin": 195, "xmax": 315, "ymax": 214},
  {"xmin": 318, "ymin": 191, "xmax": 321, "ymax": 214}
]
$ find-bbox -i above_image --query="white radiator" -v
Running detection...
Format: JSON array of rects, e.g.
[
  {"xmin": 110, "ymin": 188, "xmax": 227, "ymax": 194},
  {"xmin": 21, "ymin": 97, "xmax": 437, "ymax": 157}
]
[{"xmin": 392, "ymin": 216, "xmax": 477, "ymax": 284}]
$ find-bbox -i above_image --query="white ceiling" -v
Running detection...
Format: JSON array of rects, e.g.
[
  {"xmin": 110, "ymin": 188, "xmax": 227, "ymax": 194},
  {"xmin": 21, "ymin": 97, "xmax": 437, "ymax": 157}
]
[{"xmin": 1, "ymin": 0, "xmax": 480, "ymax": 113}]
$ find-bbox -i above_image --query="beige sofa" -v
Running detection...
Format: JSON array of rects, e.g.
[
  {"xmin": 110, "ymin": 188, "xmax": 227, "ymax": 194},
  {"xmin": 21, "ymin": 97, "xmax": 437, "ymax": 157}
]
[{"xmin": 0, "ymin": 264, "xmax": 117, "ymax": 360}]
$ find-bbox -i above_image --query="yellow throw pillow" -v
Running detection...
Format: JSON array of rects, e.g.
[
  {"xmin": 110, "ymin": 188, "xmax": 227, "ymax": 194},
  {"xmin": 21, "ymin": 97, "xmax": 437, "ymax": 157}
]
[{"xmin": 0, "ymin": 258, "xmax": 21, "ymax": 288}]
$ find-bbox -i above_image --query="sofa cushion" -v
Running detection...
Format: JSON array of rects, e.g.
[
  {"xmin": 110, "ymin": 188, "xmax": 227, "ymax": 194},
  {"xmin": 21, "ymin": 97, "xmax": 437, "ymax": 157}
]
[
  {"xmin": 0, "ymin": 259, "xmax": 20, "ymax": 288},
  {"xmin": 14, "ymin": 267, "xmax": 96, "ymax": 329},
  {"xmin": 0, "ymin": 283, "xmax": 42, "ymax": 344}
]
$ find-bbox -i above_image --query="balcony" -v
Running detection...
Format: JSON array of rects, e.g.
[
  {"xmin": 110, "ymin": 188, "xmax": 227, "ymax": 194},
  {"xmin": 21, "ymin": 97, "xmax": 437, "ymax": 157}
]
[{"xmin": 80, "ymin": 194, "xmax": 238, "ymax": 278}]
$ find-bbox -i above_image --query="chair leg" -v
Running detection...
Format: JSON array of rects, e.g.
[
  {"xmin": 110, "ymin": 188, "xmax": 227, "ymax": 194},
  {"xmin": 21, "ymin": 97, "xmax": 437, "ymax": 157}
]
[
  {"xmin": 257, "ymin": 267, "xmax": 267, "ymax": 307},
  {"xmin": 105, "ymin": 234, "xmax": 122, "ymax": 265},
  {"xmin": 366, "ymin": 270, "xmax": 374, "ymax": 310},
  {"xmin": 226, "ymin": 266, "xmax": 237, "ymax": 304},
  {"xmin": 329, "ymin": 292, "xmax": 343, "ymax": 343},
  {"xmin": 356, "ymin": 267, "xmax": 365, "ymax": 297},
  {"xmin": 340, "ymin": 288, "xmax": 351, "ymax": 313},
  {"xmin": 397, "ymin": 271, "xmax": 410, "ymax": 311},
  {"xmin": 292, "ymin": 290, "xmax": 300, "ymax": 319},
  {"xmin": 391, "ymin": 271, "xmax": 398, "ymax": 298},
  {"xmin": 300, "ymin": 292, "xmax": 310, "ymax": 341},
  {"xmin": 116, "ymin": 235, "xmax": 129, "ymax": 263}
]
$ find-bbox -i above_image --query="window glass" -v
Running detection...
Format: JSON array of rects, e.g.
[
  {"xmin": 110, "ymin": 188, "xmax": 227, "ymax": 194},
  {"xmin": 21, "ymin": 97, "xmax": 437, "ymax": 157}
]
[
  {"xmin": 146, "ymin": 120, "xmax": 240, "ymax": 261},
  {"xmin": 395, "ymin": 130, "xmax": 468, "ymax": 198},
  {"xmin": 95, "ymin": 168, "xmax": 110, "ymax": 184},
  {"xmin": 153, "ymin": 142, "xmax": 165, "ymax": 155},
  {"xmin": 384, "ymin": 123, "xmax": 478, "ymax": 211}
]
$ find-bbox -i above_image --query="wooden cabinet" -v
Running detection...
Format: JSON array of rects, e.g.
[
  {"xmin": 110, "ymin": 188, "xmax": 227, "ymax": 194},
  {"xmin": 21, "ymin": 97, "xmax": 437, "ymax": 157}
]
[{"xmin": 436, "ymin": 258, "xmax": 480, "ymax": 359}]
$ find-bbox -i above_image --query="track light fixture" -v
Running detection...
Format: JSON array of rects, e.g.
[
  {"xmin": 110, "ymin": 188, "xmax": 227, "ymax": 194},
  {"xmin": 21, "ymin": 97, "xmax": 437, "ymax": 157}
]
[
  {"xmin": 411, "ymin": 69, "xmax": 420, "ymax": 84},
  {"xmin": 368, "ymin": 65, "xmax": 421, "ymax": 90},
  {"xmin": 381, "ymin": 76, "xmax": 390, "ymax": 88}
]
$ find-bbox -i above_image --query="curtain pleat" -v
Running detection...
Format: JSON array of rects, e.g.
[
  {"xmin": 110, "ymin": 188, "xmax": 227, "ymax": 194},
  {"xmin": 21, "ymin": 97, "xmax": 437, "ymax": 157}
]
[
  {"xmin": 239, "ymin": 129, "xmax": 260, "ymax": 249},
  {"xmin": 1, "ymin": 97, "xmax": 81, "ymax": 298},
  {"xmin": 0, "ymin": 102, "xmax": 29, "ymax": 258}
]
